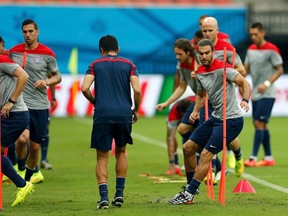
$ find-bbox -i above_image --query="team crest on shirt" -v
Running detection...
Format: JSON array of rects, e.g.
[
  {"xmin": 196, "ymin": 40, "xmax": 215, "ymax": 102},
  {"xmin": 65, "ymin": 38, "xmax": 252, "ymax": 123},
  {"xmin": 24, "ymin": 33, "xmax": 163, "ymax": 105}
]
[
  {"xmin": 34, "ymin": 56, "xmax": 41, "ymax": 64},
  {"xmin": 210, "ymin": 73, "xmax": 215, "ymax": 81}
]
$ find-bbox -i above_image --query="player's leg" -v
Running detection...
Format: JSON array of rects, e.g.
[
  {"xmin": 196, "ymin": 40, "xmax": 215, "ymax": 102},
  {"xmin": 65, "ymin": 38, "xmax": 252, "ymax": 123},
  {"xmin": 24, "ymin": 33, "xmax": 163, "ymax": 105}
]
[{"xmin": 256, "ymin": 98, "xmax": 275, "ymax": 166}]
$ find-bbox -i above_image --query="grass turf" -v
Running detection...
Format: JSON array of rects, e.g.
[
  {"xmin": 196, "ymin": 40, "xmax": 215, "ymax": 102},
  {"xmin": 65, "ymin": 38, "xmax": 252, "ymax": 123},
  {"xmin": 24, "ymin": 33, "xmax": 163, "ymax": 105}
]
[{"xmin": 2, "ymin": 116, "xmax": 288, "ymax": 215}]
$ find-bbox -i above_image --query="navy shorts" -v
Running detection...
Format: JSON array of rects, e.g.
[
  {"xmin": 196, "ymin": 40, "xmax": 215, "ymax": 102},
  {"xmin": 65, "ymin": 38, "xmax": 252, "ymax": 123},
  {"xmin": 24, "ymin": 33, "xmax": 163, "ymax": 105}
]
[
  {"xmin": 1, "ymin": 111, "xmax": 29, "ymax": 148},
  {"xmin": 252, "ymin": 98, "xmax": 275, "ymax": 123},
  {"xmin": 91, "ymin": 123, "xmax": 133, "ymax": 151},
  {"xmin": 29, "ymin": 109, "xmax": 49, "ymax": 144},
  {"xmin": 190, "ymin": 116, "xmax": 244, "ymax": 155},
  {"xmin": 181, "ymin": 103, "xmax": 199, "ymax": 127}
]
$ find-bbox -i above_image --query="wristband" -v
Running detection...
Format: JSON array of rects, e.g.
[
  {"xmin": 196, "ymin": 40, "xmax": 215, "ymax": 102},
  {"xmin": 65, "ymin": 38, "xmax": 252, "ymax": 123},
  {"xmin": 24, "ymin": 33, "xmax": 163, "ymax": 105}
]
[
  {"xmin": 264, "ymin": 80, "xmax": 271, "ymax": 87},
  {"xmin": 8, "ymin": 98, "xmax": 16, "ymax": 104},
  {"xmin": 242, "ymin": 98, "xmax": 249, "ymax": 103}
]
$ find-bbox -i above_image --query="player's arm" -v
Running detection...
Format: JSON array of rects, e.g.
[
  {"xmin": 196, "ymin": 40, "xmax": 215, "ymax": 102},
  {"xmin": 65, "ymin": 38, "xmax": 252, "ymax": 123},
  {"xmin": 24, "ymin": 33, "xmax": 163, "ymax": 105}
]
[
  {"xmin": 234, "ymin": 62, "xmax": 246, "ymax": 77},
  {"xmin": 233, "ymin": 73, "xmax": 251, "ymax": 113},
  {"xmin": 130, "ymin": 75, "xmax": 142, "ymax": 123},
  {"xmin": 258, "ymin": 64, "xmax": 284, "ymax": 94},
  {"xmin": 156, "ymin": 79, "xmax": 187, "ymax": 111},
  {"xmin": 173, "ymin": 69, "xmax": 180, "ymax": 91},
  {"xmin": 190, "ymin": 89, "xmax": 206, "ymax": 123},
  {"xmin": 81, "ymin": 74, "xmax": 95, "ymax": 104},
  {"xmin": 1, "ymin": 67, "xmax": 29, "ymax": 118},
  {"xmin": 49, "ymin": 85, "xmax": 57, "ymax": 112}
]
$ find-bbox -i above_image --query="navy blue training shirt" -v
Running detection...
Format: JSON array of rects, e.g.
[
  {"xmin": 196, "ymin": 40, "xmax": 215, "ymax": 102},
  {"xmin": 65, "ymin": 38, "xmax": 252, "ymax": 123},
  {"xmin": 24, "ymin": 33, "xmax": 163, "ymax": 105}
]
[{"xmin": 86, "ymin": 54, "xmax": 139, "ymax": 124}]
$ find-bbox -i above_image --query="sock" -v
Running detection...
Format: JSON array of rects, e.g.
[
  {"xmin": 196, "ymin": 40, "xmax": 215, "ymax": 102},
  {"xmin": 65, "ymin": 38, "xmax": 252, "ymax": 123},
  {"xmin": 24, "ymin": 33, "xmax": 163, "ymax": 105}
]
[
  {"xmin": 34, "ymin": 165, "xmax": 39, "ymax": 173},
  {"xmin": 99, "ymin": 183, "xmax": 108, "ymax": 201},
  {"xmin": 181, "ymin": 131, "xmax": 191, "ymax": 144},
  {"xmin": 185, "ymin": 171, "xmax": 195, "ymax": 185},
  {"xmin": 233, "ymin": 147, "xmax": 242, "ymax": 161},
  {"xmin": 1, "ymin": 155, "xmax": 26, "ymax": 187},
  {"xmin": 263, "ymin": 129, "xmax": 272, "ymax": 157},
  {"xmin": 251, "ymin": 129, "xmax": 264, "ymax": 158},
  {"xmin": 17, "ymin": 158, "xmax": 27, "ymax": 171},
  {"xmin": 25, "ymin": 167, "xmax": 34, "ymax": 181},
  {"xmin": 187, "ymin": 178, "xmax": 201, "ymax": 194},
  {"xmin": 41, "ymin": 135, "xmax": 49, "ymax": 162},
  {"xmin": 115, "ymin": 177, "xmax": 125, "ymax": 198},
  {"xmin": 7, "ymin": 144, "xmax": 17, "ymax": 165},
  {"xmin": 174, "ymin": 153, "xmax": 179, "ymax": 166}
]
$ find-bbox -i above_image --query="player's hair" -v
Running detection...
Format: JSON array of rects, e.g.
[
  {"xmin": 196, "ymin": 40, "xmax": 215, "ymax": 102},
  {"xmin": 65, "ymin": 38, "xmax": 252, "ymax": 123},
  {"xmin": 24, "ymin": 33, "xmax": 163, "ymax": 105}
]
[
  {"xmin": 99, "ymin": 35, "xmax": 119, "ymax": 52},
  {"xmin": 0, "ymin": 35, "xmax": 4, "ymax": 46},
  {"xmin": 251, "ymin": 22, "xmax": 265, "ymax": 31},
  {"xmin": 174, "ymin": 38, "xmax": 194, "ymax": 57},
  {"xmin": 176, "ymin": 99, "xmax": 193, "ymax": 114},
  {"xmin": 197, "ymin": 39, "xmax": 214, "ymax": 51},
  {"xmin": 194, "ymin": 29, "xmax": 203, "ymax": 39},
  {"xmin": 22, "ymin": 19, "xmax": 39, "ymax": 30}
]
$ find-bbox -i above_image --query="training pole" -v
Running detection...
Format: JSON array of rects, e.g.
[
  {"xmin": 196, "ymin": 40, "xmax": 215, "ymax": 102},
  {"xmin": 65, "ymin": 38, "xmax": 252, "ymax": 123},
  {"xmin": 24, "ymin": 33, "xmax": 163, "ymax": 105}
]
[
  {"xmin": 205, "ymin": 94, "xmax": 214, "ymax": 200},
  {"xmin": 219, "ymin": 47, "xmax": 227, "ymax": 206}
]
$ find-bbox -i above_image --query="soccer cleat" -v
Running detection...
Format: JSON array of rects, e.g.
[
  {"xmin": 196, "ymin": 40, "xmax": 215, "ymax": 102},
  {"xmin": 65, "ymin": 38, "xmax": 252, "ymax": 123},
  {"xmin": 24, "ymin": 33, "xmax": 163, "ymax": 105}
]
[
  {"xmin": 165, "ymin": 166, "xmax": 183, "ymax": 176},
  {"xmin": 256, "ymin": 159, "xmax": 275, "ymax": 167},
  {"xmin": 203, "ymin": 172, "xmax": 217, "ymax": 185},
  {"xmin": 235, "ymin": 158, "xmax": 244, "ymax": 177},
  {"xmin": 30, "ymin": 170, "xmax": 44, "ymax": 184},
  {"xmin": 40, "ymin": 160, "xmax": 53, "ymax": 169},
  {"xmin": 11, "ymin": 181, "xmax": 34, "ymax": 207},
  {"xmin": 97, "ymin": 200, "xmax": 109, "ymax": 209},
  {"xmin": 215, "ymin": 169, "xmax": 229, "ymax": 181},
  {"xmin": 112, "ymin": 197, "xmax": 124, "ymax": 207},
  {"xmin": 169, "ymin": 190, "xmax": 195, "ymax": 205},
  {"xmin": 227, "ymin": 152, "xmax": 236, "ymax": 169},
  {"xmin": 2, "ymin": 174, "xmax": 9, "ymax": 182},
  {"xmin": 244, "ymin": 159, "xmax": 257, "ymax": 167}
]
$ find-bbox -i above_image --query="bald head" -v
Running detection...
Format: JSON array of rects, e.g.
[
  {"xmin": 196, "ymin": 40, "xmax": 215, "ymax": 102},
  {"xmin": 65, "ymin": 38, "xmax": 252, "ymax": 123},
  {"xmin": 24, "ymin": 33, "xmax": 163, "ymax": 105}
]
[
  {"xmin": 202, "ymin": 17, "xmax": 219, "ymax": 28},
  {"xmin": 201, "ymin": 17, "xmax": 219, "ymax": 43}
]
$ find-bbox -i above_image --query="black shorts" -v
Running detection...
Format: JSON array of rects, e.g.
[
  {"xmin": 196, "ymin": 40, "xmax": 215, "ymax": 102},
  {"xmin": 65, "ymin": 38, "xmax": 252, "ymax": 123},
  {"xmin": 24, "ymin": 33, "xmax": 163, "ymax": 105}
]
[
  {"xmin": 1, "ymin": 111, "xmax": 29, "ymax": 147},
  {"xmin": 91, "ymin": 123, "xmax": 133, "ymax": 151},
  {"xmin": 29, "ymin": 109, "xmax": 49, "ymax": 144}
]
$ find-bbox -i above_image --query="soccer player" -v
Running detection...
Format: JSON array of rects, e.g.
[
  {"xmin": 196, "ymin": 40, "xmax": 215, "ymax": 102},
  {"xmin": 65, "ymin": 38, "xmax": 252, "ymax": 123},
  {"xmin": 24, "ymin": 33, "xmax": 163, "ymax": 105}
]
[
  {"xmin": 164, "ymin": 96, "xmax": 196, "ymax": 175},
  {"xmin": 201, "ymin": 16, "xmax": 246, "ymax": 170},
  {"xmin": 9, "ymin": 19, "xmax": 62, "ymax": 183},
  {"xmin": 0, "ymin": 35, "xmax": 9, "ymax": 55},
  {"xmin": 169, "ymin": 39, "xmax": 251, "ymax": 205},
  {"xmin": 157, "ymin": 38, "xmax": 200, "ymax": 184},
  {"xmin": 243, "ymin": 22, "xmax": 284, "ymax": 167},
  {"xmin": 81, "ymin": 35, "xmax": 142, "ymax": 209},
  {"xmin": 0, "ymin": 54, "xmax": 34, "ymax": 206}
]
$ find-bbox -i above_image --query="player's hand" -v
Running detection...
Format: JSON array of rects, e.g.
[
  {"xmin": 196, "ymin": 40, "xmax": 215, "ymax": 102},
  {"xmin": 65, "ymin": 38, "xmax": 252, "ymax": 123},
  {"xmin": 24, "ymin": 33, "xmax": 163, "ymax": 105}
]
[
  {"xmin": 132, "ymin": 110, "xmax": 139, "ymax": 124},
  {"xmin": 257, "ymin": 83, "xmax": 267, "ymax": 94},
  {"xmin": 156, "ymin": 102, "xmax": 167, "ymax": 111},
  {"xmin": 1, "ymin": 102, "xmax": 13, "ymax": 118},
  {"xmin": 34, "ymin": 79, "xmax": 47, "ymax": 89},
  {"xmin": 189, "ymin": 111, "xmax": 199, "ymax": 123},
  {"xmin": 240, "ymin": 101, "xmax": 249, "ymax": 113}
]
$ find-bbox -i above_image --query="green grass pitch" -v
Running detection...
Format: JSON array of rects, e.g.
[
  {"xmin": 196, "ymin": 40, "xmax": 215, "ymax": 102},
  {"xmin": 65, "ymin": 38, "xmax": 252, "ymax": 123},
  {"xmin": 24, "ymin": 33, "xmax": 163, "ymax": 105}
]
[{"xmin": 2, "ymin": 116, "xmax": 288, "ymax": 215}]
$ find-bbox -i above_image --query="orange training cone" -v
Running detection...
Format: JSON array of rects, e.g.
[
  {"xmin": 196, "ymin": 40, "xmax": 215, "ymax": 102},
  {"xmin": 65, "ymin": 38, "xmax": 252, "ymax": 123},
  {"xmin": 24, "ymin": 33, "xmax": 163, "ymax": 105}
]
[{"xmin": 233, "ymin": 179, "xmax": 256, "ymax": 193}]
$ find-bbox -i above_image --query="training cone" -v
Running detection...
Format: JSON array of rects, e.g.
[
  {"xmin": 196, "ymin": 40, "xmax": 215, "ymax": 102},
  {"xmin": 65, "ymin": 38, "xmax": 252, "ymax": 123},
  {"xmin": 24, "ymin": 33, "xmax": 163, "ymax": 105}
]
[{"xmin": 233, "ymin": 180, "xmax": 256, "ymax": 193}]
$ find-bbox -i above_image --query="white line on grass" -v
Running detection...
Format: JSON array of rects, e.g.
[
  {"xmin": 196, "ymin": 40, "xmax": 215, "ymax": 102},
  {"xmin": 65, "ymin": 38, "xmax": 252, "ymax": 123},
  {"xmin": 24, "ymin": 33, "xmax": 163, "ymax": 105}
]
[
  {"xmin": 132, "ymin": 132, "xmax": 288, "ymax": 194},
  {"xmin": 75, "ymin": 118, "xmax": 288, "ymax": 194}
]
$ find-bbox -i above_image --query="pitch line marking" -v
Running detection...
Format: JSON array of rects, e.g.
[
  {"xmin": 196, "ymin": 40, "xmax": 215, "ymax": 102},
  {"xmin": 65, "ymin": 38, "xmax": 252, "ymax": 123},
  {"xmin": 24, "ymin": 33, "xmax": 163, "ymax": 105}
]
[
  {"xmin": 75, "ymin": 118, "xmax": 288, "ymax": 194},
  {"xmin": 132, "ymin": 132, "xmax": 288, "ymax": 194}
]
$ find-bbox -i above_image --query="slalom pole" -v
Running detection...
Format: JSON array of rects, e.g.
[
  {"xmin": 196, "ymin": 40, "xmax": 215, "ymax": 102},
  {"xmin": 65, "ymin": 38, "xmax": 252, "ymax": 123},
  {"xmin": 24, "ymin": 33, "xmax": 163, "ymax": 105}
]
[{"xmin": 219, "ymin": 47, "xmax": 227, "ymax": 206}]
